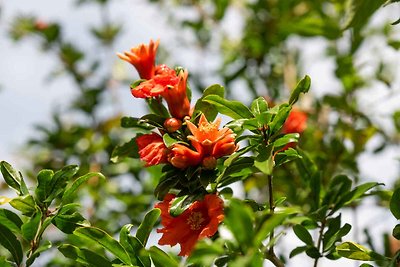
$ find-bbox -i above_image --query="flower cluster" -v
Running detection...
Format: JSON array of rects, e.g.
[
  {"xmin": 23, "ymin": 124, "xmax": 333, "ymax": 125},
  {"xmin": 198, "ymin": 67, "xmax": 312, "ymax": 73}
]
[{"xmin": 118, "ymin": 40, "xmax": 235, "ymax": 256}]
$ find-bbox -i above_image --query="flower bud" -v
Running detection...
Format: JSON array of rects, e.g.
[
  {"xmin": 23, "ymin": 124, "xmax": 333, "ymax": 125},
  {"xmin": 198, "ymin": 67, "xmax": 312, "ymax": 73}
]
[
  {"xmin": 164, "ymin": 118, "xmax": 182, "ymax": 132},
  {"xmin": 202, "ymin": 156, "xmax": 217, "ymax": 170}
]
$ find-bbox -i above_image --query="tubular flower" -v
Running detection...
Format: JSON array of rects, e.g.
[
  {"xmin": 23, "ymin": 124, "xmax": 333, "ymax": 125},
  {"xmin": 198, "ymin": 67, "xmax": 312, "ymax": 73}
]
[
  {"xmin": 161, "ymin": 70, "xmax": 191, "ymax": 119},
  {"xmin": 117, "ymin": 39, "xmax": 159, "ymax": 80},
  {"xmin": 131, "ymin": 64, "xmax": 179, "ymax": 99},
  {"xmin": 168, "ymin": 144, "xmax": 202, "ymax": 169},
  {"xmin": 136, "ymin": 133, "xmax": 169, "ymax": 166},
  {"xmin": 155, "ymin": 194, "xmax": 224, "ymax": 256},
  {"xmin": 187, "ymin": 114, "xmax": 238, "ymax": 161}
]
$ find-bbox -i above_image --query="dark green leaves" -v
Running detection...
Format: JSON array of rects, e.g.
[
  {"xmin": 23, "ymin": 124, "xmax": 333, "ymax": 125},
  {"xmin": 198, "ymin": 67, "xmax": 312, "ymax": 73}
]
[
  {"xmin": 254, "ymin": 144, "xmax": 274, "ymax": 175},
  {"xmin": 59, "ymin": 244, "xmax": 113, "ymax": 267},
  {"xmin": 111, "ymin": 137, "xmax": 140, "ymax": 163},
  {"xmin": 0, "ymin": 223, "xmax": 23, "ymax": 265},
  {"xmin": 293, "ymin": 224, "xmax": 313, "ymax": 246},
  {"xmin": 0, "ymin": 209, "xmax": 23, "ymax": 234},
  {"xmin": 73, "ymin": 226, "xmax": 131, "ymax": 265},
  {"xmin": 390, "ymin": 188, "xmax": 400, "ymax": 219}
]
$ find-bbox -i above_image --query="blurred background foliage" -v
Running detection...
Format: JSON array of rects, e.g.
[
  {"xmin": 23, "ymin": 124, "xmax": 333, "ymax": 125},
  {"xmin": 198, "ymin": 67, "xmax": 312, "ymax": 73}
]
[{"xmin": 1, "ymin": 0, "xmax": 400, "ymax": 266}]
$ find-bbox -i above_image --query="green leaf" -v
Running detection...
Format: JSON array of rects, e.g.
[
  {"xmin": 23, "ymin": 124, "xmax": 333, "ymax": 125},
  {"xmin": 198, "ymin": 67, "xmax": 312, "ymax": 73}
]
[
  {"xmin": 0, "ymin": 208, "xmax": 23, "ymax": 234},
  {"xmin": 21, "ymin": 211, "xmax": 42, "ymax": 241},
  {"xmin": 53, "ymin": 206, "xmax": 89, "ymax": 234},
  {"xmin": 58, "ymin": 244, "xmax": 113, "ymax": 267},
  {"xmin": 273, "ymin": 133, "xmax": 299, "ymax": 148},
  {"xmin": 45, "ymin": 165, "xmax": 79, "ymax": 203},
  {"xmin": 390, "ymin": 188, "xmax": 400, "ymax": 219},
  {"xmin": 344, "ymin": 0, "xmax": 386, "ymax": 31},
  {"xmin": 0, "ymin": 161, "xmax": 29, "ymax": 195},
  {"xmin": 254, "ymin": 144, "xmax": 274, "ymax": 175},
  {"xmin": 62, "ymin": 172, "xmax": 105, "ymax": 203},
  {"xmin": 268, "ymin": 104, "xmax": 292, "ymax": 135},
  {"xmin": 26, "ymin": 240, "xmax": 52, "ymax": 267},
  {"xmin": 188, "ymin": 239, "xmax": 225, "ymax": 266},
  {"xmin": 290, "ymin": 245, "xmax": 308, "ymax": 258},
  {"xmin": 0, "ymin": 256, "xmax": 12, "ymax": 267},
  {"xmin": 194, "ymin": 84, "xmax": 225, "ymax": 121},
  {"xmin": 293, "ymin": 224, "xmax": 314, "ymax": 246},
  {"xmin": 0, "ymin": 223, "xmax": 23, "ymax": 265},
  {"xmin": 251, "ymin": 97, "xmax": 269, "ymax": 115},
  {"xmin": 225, "ymin": 199, "xmax": 254, "ymax": 250},
  {"xmin": 392, "ymin": 224, "xmax": 400, "ymax": 240},
  {"xmin": 148, "ymin": 246, "xmax": 179, "ymax": 267},
  {"xmin": 73, "ymin": 226, "xmax": 131, "ymax": 265},
  {"xmin": 136, "ymin": 208, "xmax": 161, "ymax": 246},
  {"xmin": 121, "ymin": 116, "xmax": 154, "ymax": 130},
  {"xmin": 289, "ymin": 75, "xmax": 311, "ymax": 105},
  {"xmin": 119, "ymin": 224, "xmax": 140, "ymax": 266},
  {"xmin": 336, "ymin": 242, "xmax": 387, "ymax": 261},
  {"xmin": 162, "ymin": 134, "xmax": 187, "ymax": 148},
  {"xmin": 9, "ymin": 195, "xmax": 37, "ymax": 216},
  {"xmin": 146, "ymin": 98, "xmax": 170, "ymax": 118},
  {"xmin": 35, "ymin": 169, "xmax": 54, "ymax": 203},
  {"xmin": 203, "ymin": 95, "xmax": 254, "ymax": 119},
  {"xmin": 111, "ymin": 137, "xmax": 140, "ymax": 163}
]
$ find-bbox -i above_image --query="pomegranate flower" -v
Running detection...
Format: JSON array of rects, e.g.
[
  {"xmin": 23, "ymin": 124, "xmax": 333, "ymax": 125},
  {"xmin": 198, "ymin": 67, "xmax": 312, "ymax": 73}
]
[
  {"xmin": 161, "ymin": 69, "xmax": 191, "ymax": 119},
  {"xmin": 282, "ymin": 109, "xmax": 307, "ymax": 134},
  {"xmin": 155, "ymin": 194, "xmax": 224, "ymax": 256},
  {"xmin": 117, "ymin": 39, "xmax": 159, "ymax": 80},
  {"xmin": 168, "ymin": 114, "xmax": 238, "ymax": 169},
  {"xmin": 187, "ymin": 114, "xmax": 238, "ymax": 159},
  {"xmin": 130, "ymin": 64, "xmax": 179, "ymax": 99},
  {"xmin": 136, "ymin": 133, "xmax": 169, "ymax": 166}
]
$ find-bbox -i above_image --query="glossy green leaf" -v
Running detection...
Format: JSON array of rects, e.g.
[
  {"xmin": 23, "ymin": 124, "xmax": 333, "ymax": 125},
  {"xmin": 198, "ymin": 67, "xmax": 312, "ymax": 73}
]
[
  {"xmin": 293, "ymin": 224, "xmax": 314, "ymax": 246},
  {"xmin": 73, "ymin": 226, "xmax": 131, "ymax": 265},
  {"xmin": 268, "ymin": 104, "xmax": 292, "ymax": 135},
  {"xmin": 273, "ymin": 133, "xmax": 299, "ymax": 147},
  {"xmin": 254, "ymin": 144, "xmax": 274, "ymax": 175},
  {"xmin": 148, "ymin": 246, "xmax": 179, "ymax": 267},
  {"xmin": 203, "ymin": 95, "xmax": 253, "ymax": 119},
  {"xmin": 0, "ymin": 161, "xmax": 28, "ymax": 195},
  {"xmin": 162, "ymin": 134, "xmax": 187, "ymax": 148},
  {"xmin": 0, "ymin": 208, "xmax": 23, "ymax": 234},
  {"xmin": 169, "ymin": 195, "xmax": 190, "ymax": 217},
  {"xmin": 225, "ymin": 199, "xmax": 254, "ymax": 250},
  {"xmin": 111, "ymin": 137, "xmax": 140, "ymax": 163},
  {"xmin": 251, "ymin": 97, "xmax": 269, "ymax": 115},
  {"xmin": 62, "ymin": 172, "xmax": 105, "ymax": 203},
  {"xmin": 35, "ymin": 169, "xmax": 54, "ymax": 203},
  {"xmin": 390, "ymin": 188, "xmax": 400, "ymax": 219},
  {"xmin": 136, "ymin": 208, "xmax": 161, "ymax": 246},
  {"xmin": 0, "ymin": 223, "xmax": 23, "ymax": 265},
  {"xmin": 58, "ymin": 244, "xmax": 113, "ymax": 267},
  {"xmin": 9, "ymin": 195, "xmax": 37, "ymax": 216},
  {"xmin": 21, "ymin": 210, "xmax": 42, "ymax": 241},
  {"xmin": 45, "ymin": 165, "xmax": 79, "ymax": 203},
  {"xmin": 392, "ymin": 224, "xmax": 400, "ymax": 240},
  {"xmin": 194, "ymin": 84, "xmax": 225, "ymax": 121},
  {"xmin": 290, "ymin": 245, "xmax": 308, "ymax": 258},
  {"xmin": 289, "ymin": 75, "xmax": 311, "ymax": 105},
  {"xmin": 53, "ymin": 206, "xmax": 89, "ymax": 234},
  {"xmin": 120, "ymin": 116, "xmax": 154, "ymax": 130},
  {"xmin": 119, "ymin": 224, "xmax": 140, "ymax": 266},
  {"xmin": 146, "ymin": 97, "xmax": 169, "ymax": 118},
  {"xmin": 336, "ymin": 242, "xmax": 386, "ymax": 261}
]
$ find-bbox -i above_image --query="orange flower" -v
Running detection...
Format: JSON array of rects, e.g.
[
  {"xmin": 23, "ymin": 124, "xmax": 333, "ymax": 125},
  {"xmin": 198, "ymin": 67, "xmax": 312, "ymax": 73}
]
[
  {"xmin": 131, "ymin": 64, "xmax": 179, "ymax": 99},
  {"xmin": 168, "ymin": 144, "xmax": 202, "ymax": 169},
  {"xmin": 136, "ymin": 133, "xmax": 169, "ymax": 166},
  {"xmin": 117, "ymin": 39, "xmax": 159, "ymax": 80},
  {"xmin": 155, "ymin": 194, "xmax": 224, "ymax": 256},
  {"xmin": 187, "ymin": 114, "xmax": 238, "ymax": 159},
  {"xmin": 282, "ymin": 109, "xmax": 307, "ymax": 134},
  {"xmin": 161, "ymin": 69, "xmax": 191, "ymax": 119},
  {"xmin": 280, "ymin": 109, "xmax": 307, "ymax": 150}
]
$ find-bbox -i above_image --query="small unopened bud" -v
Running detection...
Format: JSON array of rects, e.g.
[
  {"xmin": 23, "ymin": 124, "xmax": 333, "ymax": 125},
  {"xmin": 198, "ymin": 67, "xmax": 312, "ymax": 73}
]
[
  {"xmin": 164, "ymin": 118, "xmax": 182, "ymax": 132},
  {"xmin": 202, "ymin": 156, "xmax": 217, "ymax": 170},
  {"xmin": 35, "ymin": 20, "xmax": 49, "ymax": 31}
]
